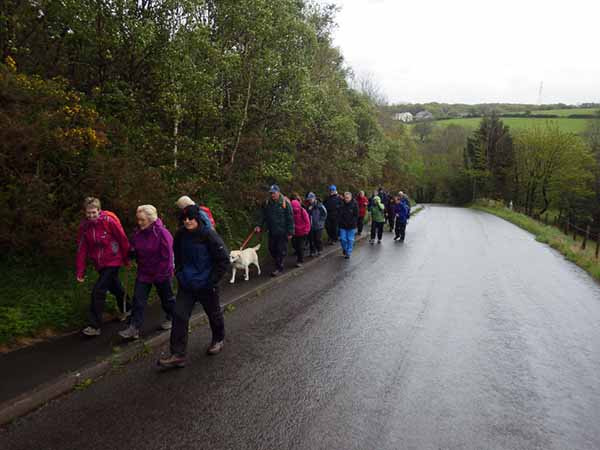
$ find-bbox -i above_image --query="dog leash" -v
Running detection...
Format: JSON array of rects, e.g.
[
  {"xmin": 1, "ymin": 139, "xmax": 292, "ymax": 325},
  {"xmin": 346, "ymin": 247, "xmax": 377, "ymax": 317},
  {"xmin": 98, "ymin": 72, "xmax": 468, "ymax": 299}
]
[{"xmin": 239, "ymin": 230, "xmax": 256, "ymax": 250}]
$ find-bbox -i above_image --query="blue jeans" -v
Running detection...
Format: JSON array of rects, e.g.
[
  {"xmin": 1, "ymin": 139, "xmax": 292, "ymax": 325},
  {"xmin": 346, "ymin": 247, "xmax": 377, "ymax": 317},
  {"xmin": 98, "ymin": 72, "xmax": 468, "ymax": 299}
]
[{"xmin": 339, "ymin": 228, "xmax": 356, "ymax": 257}]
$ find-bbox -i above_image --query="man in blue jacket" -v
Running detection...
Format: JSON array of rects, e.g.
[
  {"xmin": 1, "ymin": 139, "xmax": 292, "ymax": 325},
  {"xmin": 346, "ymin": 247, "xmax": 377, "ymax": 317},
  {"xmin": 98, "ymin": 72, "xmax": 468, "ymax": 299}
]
[
  {"xmin": 394, "ymin": 193, "xmax": 411, "ymax": 242},
  {"xmin": 158, "ymin": 205, "xmax": 230, "ymax": 369}
]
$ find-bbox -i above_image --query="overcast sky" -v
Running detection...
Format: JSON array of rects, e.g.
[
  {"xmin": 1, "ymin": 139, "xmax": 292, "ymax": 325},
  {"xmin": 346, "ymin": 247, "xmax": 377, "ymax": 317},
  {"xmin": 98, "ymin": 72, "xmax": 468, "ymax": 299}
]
[{"xmin": 329, "ymin": 0, "xmax": 600, "ymax": 105}]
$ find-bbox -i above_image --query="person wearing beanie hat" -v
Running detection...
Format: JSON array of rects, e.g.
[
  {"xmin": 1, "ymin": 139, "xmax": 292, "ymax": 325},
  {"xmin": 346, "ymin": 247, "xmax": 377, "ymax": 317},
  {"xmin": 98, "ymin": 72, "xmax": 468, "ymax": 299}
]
[
  {"xmin": 255, "ymin": 185, "xmax": 294, "ymax": 276},
  {"xmin": 323, "ymin": 185, "xmax": 342, "ymax": 245},
  {"xmin": 158, "ymin": 205, "xmax": 230, "ymax": 368},
  {"xmin": 175, "ymin": 195, "xmax": 214, "ymax": 229},
  {"xmin": 306, "ymin": 192, "xmax": 327, "ymax": 256}
]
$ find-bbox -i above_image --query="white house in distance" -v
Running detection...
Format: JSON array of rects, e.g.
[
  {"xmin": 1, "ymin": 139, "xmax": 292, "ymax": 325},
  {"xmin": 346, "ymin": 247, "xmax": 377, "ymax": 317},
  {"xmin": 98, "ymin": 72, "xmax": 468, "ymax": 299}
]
[{"xmin": 393, "ymin": 112, "xmax": 413, "ymax": 122}]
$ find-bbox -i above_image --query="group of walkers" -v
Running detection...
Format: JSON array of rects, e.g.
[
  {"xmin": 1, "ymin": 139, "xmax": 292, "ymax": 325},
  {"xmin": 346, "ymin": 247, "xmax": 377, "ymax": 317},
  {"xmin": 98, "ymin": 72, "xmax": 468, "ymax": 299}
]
[{"xmin": 75, "ymin": 185, "xmax": 410, "ymax": 369}]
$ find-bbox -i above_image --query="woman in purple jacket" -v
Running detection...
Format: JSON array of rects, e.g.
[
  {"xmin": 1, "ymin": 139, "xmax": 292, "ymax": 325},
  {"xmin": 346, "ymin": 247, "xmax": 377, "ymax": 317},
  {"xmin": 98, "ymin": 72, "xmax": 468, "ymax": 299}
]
[{"xmin": 119, "ymin": 205, "xmax": 176, "ymax": 340}]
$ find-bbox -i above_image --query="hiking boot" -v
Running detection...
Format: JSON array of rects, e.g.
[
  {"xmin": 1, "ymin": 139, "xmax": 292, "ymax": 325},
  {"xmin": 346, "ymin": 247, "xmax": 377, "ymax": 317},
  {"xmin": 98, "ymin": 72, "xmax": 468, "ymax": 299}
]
[
  {"xmin": 271, "ymin": 270, "xmax": 282, "ymax": 277},
  {"xmin": 157, "ymin": 354, "xmax": 186, "ymax": 369},
  {"xmin": 207, "ymin": 341, "xmax": 224, "ymax": 355},
  {"xmin": 118, "ymin": 325, "xmax": 139, "ymax": 340},
  {"xmin": 377, "ymin": 240, "xmax": 382, "ymax": 244},
  {"xmin": 316, "ymin": 251, "xmax": 322, "ymax": 256},
  {"xmin": 344, "ymin": 254, "xmax": 350, "ymax": 259},
  {"xmin": 295, "ymin": 262, "xmax": 303, "ymax": 268},
  {"xmin": 160, "ymin": 320, "xmax": 172, "ymax": 331},
  {"xmin": 82, "ymin": 326, "xmax": 101, "ymax": 337},
  {"xmin": 369, "ymin": 239, "xmax": 374, "ymax": 245}
]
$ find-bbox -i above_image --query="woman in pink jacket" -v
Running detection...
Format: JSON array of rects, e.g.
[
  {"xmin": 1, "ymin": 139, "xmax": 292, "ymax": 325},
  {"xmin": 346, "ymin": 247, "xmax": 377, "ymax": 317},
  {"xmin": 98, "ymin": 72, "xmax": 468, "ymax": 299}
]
[
  {"xmin": 76, "ymin": 197, "xmax": 130, "ymax": 336},
  {"xmin": 291, "ymin": 199, "xmax": 311, "ymax": 267}
]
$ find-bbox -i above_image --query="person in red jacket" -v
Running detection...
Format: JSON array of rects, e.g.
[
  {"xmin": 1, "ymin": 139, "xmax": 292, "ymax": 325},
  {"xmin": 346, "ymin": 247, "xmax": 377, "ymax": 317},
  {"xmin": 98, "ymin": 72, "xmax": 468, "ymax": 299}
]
[
  {"xmin": 356, "ymin": 190, "xmax": 369, "ymax": 235},
  {"xmin": 76, "ymin": 197, "xmax": 130, "ymax": 336}
]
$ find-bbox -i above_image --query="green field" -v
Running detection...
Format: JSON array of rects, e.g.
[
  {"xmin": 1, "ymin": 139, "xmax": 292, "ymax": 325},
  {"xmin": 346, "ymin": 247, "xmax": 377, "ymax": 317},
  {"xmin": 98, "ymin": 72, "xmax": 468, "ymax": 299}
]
[
  {"xmin": 530, "ymin": 108, "xmax": 599, "ymax": 117},
  {"xmin": 429, "ymin": 117, "xmax": 591, "ymax": 134}
]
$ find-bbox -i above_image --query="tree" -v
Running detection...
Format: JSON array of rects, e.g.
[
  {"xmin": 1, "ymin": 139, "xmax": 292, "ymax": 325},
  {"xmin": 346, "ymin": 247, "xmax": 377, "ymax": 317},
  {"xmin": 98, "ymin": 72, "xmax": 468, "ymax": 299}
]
[
  {"xmin": 514, "ymin": 124, "xmax": 594, "ymax": 217},
  {"xmin": 464, "ymin": 114, "xmax": 514, "ymax": 201}
]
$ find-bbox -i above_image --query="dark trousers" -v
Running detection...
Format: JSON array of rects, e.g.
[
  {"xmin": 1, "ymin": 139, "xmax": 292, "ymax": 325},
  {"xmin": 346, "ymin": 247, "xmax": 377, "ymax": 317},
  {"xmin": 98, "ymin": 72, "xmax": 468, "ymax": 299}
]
[
  {"xmin": 371, "ymin": 221, "xmax": 384, "ymax": 241},
  {"xmin": 387, "ymin": 214, "xmax": 395, "ymax": 231},
  {"xmin": 89, "ymin": 266, "xmax": 126, "ymax": 329},
  {"xmin": 326, "ymin": 219, "xmax": 339, "ymax": 243},
  {"xmin": 170, "ymin": 287, "xmax": 224, "ymax": 357},
  {"xmin": 357, "ymin": 216, "xmax": 366, "ymax": 235},
  {"xmin": 292, "ymin": 235, "xmax": 306, "ymax": 263},
  {"xmin": 131, "ymin": 279, "xmax": 175, "ymax": 329},
  {"xmin": 268, "ymin": 234, "xmax": 288, "ymax": 271},
  {"xmin": 309, "ymin": 229, "xmax": 323, "ymax": 254},
  {"xmin": 395, "ymin": 221, "xmax": 407, "ymax": 240}
]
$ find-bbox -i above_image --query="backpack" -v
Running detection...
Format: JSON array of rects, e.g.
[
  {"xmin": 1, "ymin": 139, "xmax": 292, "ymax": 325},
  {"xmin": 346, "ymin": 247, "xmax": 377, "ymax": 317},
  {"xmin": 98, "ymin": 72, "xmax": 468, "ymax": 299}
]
[{"xmin": 200, "ymin": 205, "xmax": 216, "ymax": 227}]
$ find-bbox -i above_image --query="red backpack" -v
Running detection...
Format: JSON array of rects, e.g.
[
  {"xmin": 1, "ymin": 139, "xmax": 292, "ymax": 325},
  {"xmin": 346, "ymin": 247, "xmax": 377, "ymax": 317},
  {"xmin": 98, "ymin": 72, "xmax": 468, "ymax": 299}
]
[{"xmin": 200, "ymin": 205, "xmax": 216, "ymax": 227}]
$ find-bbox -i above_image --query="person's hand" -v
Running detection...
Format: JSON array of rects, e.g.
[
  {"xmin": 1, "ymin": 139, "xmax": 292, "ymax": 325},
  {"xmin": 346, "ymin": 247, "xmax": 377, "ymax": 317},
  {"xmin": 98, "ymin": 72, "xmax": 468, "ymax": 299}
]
[
  {"xmin": 254, "ymin": 226, "xmax": 262, "ymax": 233},
  {"xmin": 77, "ymin": 276, "xmax": 85, "ymax": 283},
  {"xmin": 287, "ymin": 234, "xmax": 293, "ymax": 240}
]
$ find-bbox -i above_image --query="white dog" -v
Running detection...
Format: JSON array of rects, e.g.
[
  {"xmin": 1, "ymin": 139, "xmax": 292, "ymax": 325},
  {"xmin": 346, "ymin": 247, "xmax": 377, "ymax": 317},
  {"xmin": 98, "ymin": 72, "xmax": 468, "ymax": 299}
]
[{"xmin": 229, "ymin": 244, "xmax": 261, "ymax": 283}]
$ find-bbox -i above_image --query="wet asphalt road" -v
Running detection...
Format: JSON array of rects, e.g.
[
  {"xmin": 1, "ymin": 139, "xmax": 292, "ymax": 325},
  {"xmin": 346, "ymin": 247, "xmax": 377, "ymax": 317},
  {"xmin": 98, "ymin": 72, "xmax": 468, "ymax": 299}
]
[{"xmin": 2, "ymin": 206, "xmax": 600, "ymax": 450}]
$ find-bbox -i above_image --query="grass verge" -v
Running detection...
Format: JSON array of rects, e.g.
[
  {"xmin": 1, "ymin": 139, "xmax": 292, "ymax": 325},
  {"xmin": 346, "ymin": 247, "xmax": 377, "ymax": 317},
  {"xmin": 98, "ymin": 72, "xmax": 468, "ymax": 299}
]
[{"xmin": 472, "ymin": 202, "xmax": 600, "ymax": 282}]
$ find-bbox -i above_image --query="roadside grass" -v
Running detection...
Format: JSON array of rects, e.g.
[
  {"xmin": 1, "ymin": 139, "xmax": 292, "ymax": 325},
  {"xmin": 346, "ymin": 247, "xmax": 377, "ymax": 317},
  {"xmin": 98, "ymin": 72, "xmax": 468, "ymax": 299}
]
[
  {"xmin": 0, "ymin": 254, "xmax": 134, "ymax": 350},
  {"xmin": 472, "ymin": 202, "xmax": 600, "ymax": 282}
]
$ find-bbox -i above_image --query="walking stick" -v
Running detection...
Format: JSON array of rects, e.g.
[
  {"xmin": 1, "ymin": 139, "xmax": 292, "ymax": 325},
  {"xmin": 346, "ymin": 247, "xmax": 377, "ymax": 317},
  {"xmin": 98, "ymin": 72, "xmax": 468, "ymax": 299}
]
[
  {"xmin": 239, "ymin": 230, "xmax": 256, "ymax": 250},
  {"xmin": 122, "ymin": 264, "xmax": 130, "ymax": 320}
]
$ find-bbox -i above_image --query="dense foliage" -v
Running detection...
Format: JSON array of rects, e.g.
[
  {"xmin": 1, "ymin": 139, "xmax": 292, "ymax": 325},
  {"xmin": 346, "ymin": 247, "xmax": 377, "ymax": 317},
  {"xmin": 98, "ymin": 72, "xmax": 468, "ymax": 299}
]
[{"xmin": 0, "ymin": 0, "xmax": 421, "ymax": 259}]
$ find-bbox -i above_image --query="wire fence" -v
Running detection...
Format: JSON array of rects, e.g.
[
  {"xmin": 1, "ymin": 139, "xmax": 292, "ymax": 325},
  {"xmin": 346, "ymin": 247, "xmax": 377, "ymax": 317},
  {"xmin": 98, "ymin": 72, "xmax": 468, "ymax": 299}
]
[{"xmin": 519, "ymin": 208, "xmax": 600, "ymax": 259}]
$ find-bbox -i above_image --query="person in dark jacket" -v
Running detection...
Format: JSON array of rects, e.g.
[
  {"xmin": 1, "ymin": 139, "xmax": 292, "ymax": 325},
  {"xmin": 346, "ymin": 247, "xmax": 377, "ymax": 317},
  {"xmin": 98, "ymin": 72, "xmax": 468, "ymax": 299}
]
[
  {"xmin": 394, "ymin": 194, "xmax": 411, "ymax": 242},
  {"xmin": 306, "ymin": 192, "xmax": 327, "ymax": 256},
  {"xmin": 255, "ymin": 185, "xmax": 294, "ymax": 277},
  {"xmin": 338, "ymin": 192, "xmax": 359, "ymax": 259},
  {"xmin": 119, "ymin": 205, "xmax": 175, "ymax": 340},
  {"xmin": 386, "ymin": 195, "xmax": 396, "ymax": 232},
  {"xmin": 158, "ymin": 205, "xmax": 230, "ymax": 369},
  {"xmin": 323, "ymin": 185, "xmax": 342, "ymax": 245}
]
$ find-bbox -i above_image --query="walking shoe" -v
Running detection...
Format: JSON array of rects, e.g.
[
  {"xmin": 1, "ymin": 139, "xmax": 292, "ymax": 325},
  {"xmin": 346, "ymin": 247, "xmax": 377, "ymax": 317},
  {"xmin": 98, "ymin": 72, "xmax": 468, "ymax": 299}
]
[
  {"xmin": 295, "ymin": 262, "xmax": 303, "ymax": 268},
  {"xmin": 157, "ymin": 354, "xmax": 186, "ymax": 369},
  {"xmin": 377, "ymin": 240, "xmax": 382, "ymax": 244},
  {"xmin": 344, "ymin": 255, "xmax": 350, "ymax": 259},
  {"xmin": 309, "ymin": 252, "xmax": 315, "ymax": 257},
  {"xmin": 118, "ymin": 325, "xmax": 139, "ymax": 340},
  {"xmin": 82, "ymin": 326, "xmax": 101, "ymax": 337},
  {"xmin": 160, "ymin": 320, "xmax": 172, "ymax": 330},
  {"xmin": 271, "ymin": 270, "xmax": 282, "ymax": 277},
  {"xmin": 316, "ymin": 251, "xmax": 322, "ymax": 256},
  {"xmin": 369, "ymin": 239, "xmax": 374, "ymax": 245},
  {"xmin": 207, "ymin": 341, "xmax": 224, "ymax": 355}
]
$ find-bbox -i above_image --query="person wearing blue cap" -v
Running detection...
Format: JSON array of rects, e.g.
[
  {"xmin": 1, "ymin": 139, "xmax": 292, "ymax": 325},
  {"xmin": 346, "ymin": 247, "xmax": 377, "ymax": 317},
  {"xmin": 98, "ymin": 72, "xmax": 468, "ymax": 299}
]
[
  {"xmin": 255, "ymin": 184, "xmax": 294, "ymax": 276},
  {"xmin": 323, "ymin": 185, "xmax": 342, "ymax": 245}
]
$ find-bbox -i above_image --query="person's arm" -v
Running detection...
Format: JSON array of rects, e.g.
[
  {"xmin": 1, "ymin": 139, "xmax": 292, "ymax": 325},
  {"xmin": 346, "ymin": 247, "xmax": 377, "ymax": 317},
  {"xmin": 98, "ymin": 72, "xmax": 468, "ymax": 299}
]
[
  {"xmin": 173, "ymin": 230, "xmax": 182, "ymax": 274},
  {"xmin": 207, "ymin": 230, "xmax": 231, "ymax": 286},
  {"xmin": 255, "ymin": 202, "xmax": 266, "ymax": 232},
  {"xmin": 75, "ymin": 223, "xmax": 87, "ymax": 281},
  {"xmin": 285, "ymin": 199, "xmax": 295, "ymax": 237},
  {"xmin": 160, "ymin": 229, "xmax": 175, "ymax": 276},
  {"xmin": 108, "ymin": 217, "xmax": 130, "ymax": 265}
]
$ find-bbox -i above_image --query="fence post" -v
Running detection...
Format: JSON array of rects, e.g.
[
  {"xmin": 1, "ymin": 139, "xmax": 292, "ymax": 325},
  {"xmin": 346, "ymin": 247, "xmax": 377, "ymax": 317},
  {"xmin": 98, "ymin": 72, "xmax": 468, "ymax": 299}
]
[
  {"xmin": 596, "ymin": 234, "xmax": 600, "ymax": 259},
  {"xmin": 565, "ymin": 219, "xmax": 570, "ymax": 235},
  {"xmin": 582, "ymin": 225, "xmax": 590, "ymax": 250},
  {"xmin": 573, "ymin": 227, "xmax": 577, "ymax": 241}
]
